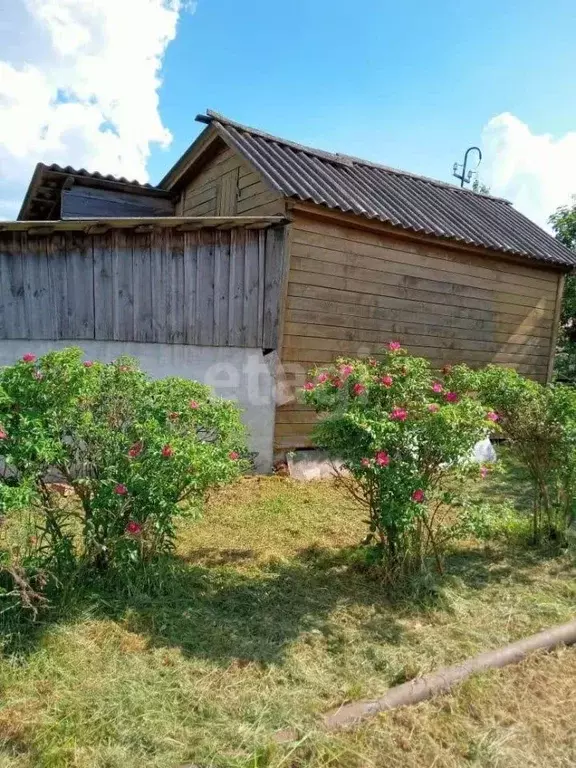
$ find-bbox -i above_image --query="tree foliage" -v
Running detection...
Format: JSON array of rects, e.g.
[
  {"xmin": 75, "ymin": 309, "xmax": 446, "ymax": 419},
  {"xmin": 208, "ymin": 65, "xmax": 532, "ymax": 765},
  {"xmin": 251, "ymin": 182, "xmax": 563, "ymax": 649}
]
[{"xmin": 549, "ymin": 197, "xmax": 576, "ymax": 380}]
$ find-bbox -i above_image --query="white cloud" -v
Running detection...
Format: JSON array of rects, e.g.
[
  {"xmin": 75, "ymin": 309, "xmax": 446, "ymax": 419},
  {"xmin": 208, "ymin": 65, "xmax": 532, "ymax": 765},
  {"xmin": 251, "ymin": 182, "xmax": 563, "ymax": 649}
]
[
  {"xmin": 0, "ymin": 0, "xmax": 190, "ymax": 218},
  {"xmin": 481, "ymin": 112, "xmax": 576, "ymax": 229}
]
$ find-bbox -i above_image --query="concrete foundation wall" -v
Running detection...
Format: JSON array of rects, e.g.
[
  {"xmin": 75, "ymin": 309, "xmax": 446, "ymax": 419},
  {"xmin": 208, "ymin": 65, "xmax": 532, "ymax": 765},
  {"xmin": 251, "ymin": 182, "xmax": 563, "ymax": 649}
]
[{"xmin": 0, "ymin": 341, "xmax": 276, "ymax": 472}]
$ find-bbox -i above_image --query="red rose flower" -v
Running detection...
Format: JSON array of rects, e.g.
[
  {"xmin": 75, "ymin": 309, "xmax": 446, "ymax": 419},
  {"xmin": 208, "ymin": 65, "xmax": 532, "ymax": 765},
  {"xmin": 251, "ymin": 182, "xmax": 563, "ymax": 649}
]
[
  {"xmin": 432, "ymin": 381, "xmax": 443, "ymax": 393},
  {"xmin": 114, "ymin": 483, "xmax": 128, "ymax": 495},
  {"xmin": 0, "ymin": 428, "xmax": 7, "ymax": 440},
  {"xmin": 352, "ymin": 383, "xmax": 366, "ymax": 396},
  {"xmin": 340, "ymin": 364, "xmax": 354, "ymax": 378},
  {"xmin": 83, "ymin": 360, "xmax": 94, "ymax": 368},
  {"xmin": 303, "ymin": 381, "xmax": 315, "ymax": 391},
  {"xmin": 317, "ymin": 372, "xmax": 329, "ymax": 384},
  {"xmin": 388, "ymin": 341, "xmax": 402, "ymax": 351},
  {"xmin": 22, "ymin": 353, "xmax": 36, "ymax": 363},
  {"xmin": 390, "ymin": 407, "xmax": 408, "ymax": 421},
  {"xmin": 332, "ymin": 377, "xmax": 343, "ymax": 389},
  {"xmin": 128, "ymin": 442, "xmax": 143, "ymax": 458},
  {"xmin": 380, "ymin": 375, "xmax": 393, "ymax": 387},
  {"xmin": 229, "ymin": 451, "xmax": 240, "ymax": 460},
  {"xmin": 444, "ymin": 391, "xmax": 459, "ymax": 403},
  {"xmin": 486, "ymin": 411, "xmax": 499, "ymax": 422},
  {"xmin": 125, "ymin": 521, "xmax": 142, "ymax": 535},
  {"xmin": 189, "ymin": 400, "xmax": 199, "ymax": 409},
  {"xmin": 375, "ymin": 451, "xmax": 390, "ymax": 467},
  {"xmin": 161, "ymin": 444, "xmax": 174, "ymax": 458},
  {"xmin": 412, "ymin": 489, "xmax": 425, "ymax": 503}
]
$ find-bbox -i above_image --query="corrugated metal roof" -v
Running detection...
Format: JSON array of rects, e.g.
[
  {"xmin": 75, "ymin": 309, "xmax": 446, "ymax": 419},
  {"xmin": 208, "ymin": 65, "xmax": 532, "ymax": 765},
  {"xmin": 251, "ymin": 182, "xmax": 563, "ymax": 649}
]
[
  {"xmin": 203, "ymin": 111, "xmax": 576, "ymax": 269},
  {"xmin": 41, "ymin": 163, "xmax": 157, "ymax": 189}
]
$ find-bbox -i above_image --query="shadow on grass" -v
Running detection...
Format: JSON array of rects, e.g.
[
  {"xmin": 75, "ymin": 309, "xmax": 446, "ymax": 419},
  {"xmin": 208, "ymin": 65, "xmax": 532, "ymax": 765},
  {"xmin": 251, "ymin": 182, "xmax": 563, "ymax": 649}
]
[{"xmin": 3, "ymin": 537, "xmax": 566, "ymax": 668}]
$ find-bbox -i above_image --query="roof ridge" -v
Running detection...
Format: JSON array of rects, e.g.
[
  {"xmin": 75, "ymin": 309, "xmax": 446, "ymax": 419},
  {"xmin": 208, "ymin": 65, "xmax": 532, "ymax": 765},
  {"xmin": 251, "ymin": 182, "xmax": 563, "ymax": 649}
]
[{"xmin": 202, "ymin": 110, "xmax": 511, "ymax": 205}]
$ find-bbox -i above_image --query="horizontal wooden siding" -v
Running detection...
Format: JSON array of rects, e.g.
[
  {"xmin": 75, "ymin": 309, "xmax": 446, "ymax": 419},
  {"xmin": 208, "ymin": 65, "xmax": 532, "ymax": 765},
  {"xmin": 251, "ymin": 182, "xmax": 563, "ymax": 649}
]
[
  {"xmin": 276, "ymin": 214, "xmax": 562, "ymax": 450},
  {"xmin": 180, "ymin": 147, "xmax": 285, "ymax": 217}
]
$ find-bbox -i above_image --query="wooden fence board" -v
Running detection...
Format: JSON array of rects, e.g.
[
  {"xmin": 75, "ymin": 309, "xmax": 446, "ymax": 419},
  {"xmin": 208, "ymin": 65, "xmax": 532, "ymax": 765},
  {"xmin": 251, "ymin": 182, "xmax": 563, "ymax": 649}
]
[{"xmin": 0, "ymin": 227, "xmax": 284, "ymax": 349}]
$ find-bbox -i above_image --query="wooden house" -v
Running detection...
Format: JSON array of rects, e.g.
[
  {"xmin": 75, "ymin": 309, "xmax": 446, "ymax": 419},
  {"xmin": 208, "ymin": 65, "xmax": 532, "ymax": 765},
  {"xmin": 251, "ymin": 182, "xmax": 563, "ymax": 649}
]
[{"xmin": 4, "ymin": 110, "xmax": 575, "ymax": 466}]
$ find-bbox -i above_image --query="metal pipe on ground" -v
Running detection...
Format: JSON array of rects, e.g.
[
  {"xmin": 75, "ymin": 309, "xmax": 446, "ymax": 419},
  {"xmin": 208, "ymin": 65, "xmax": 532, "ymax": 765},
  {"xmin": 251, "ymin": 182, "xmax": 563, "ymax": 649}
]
[{"xmin": 274, "ymin": 618, "xmax": 576, "ymax": 741}]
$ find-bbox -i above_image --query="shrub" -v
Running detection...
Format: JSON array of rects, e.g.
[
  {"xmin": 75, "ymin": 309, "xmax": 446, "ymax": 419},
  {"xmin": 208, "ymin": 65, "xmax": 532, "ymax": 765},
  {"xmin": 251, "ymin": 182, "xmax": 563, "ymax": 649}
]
[
  {"xmin": 302, "ymin": 344, "xmax": 492, "ymax": 576},
  {"xmin": 458, "ymin": 364, "xmax": 576, "ymax": 544},
  {"xmin": 0, "ymin": 348, "xmax": 247, "ymax": 578}
]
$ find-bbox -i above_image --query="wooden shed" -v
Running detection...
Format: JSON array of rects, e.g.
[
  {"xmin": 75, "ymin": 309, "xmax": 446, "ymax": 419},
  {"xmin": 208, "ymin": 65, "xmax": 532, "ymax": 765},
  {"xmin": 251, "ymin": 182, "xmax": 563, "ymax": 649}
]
[{"xmin": 7, "ymin": 110, "xmax": 576, "ymax": 463}]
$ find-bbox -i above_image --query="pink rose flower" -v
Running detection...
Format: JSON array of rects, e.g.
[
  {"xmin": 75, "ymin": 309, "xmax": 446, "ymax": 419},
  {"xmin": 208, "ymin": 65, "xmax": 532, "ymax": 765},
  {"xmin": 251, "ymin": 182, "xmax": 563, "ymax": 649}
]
[
  {"xmin": 390, "ymin": 407, "xmax": 408, "ymax": 421},
  {"xmin": 375, "ymin": 451, "xmax": 390, "ymax": 467},
  {"xmin": 83, "ymin": 360, "xmax": 94, "ymax": 368},
  {"xmin": 114, "ymin": 483, "xmax": 128, "ymax": 496},
  {"xmin": 161, "ymin": 444, "xmax": 174, "ymax": 458},
  {"xmin": 128, "ymin": 442, "xmax": 143, "ymax": 458},
  {"xmin": 340, "ymin": 364, "xmax": 354, "ymax": 378},
  {"xmin": 229, "ymin": 451, "xmax": 240, "ymax": 460},
  {"xmin": 428, "ymin": 403, "xmax": 440, "ymax": 413},
  {"xmin": 332, "ymin": 377, "xmax": 343, "ymax": 389},
  {"xmin": 361, "ymin": 458, "xmax": 371, "ymax": 467},
  {"xmin": 317, "ymin": 372, "xmax": 329, "ymax": 384},
  {"xmin": 444, "ymin": 391, "xmax": 459, "ymax": 403},
  {"xmin": 380, "ymin": 375, "xmax": 393, "ymax": 388},
  {"xmin": 125, "ymin": 521, "xmax": 142, "ymax": 535},
  {"xmin": 388, "ymin": 341, "xmax": 402, "ymax": 351},
  {"xmin": 352, "ymin": 383, "xmax": 366, "ymax": 396},
  {"xmin": 189, "ymin": 400, "xmax": 199, "ymax": 409},
  {"xmin": 0, "ymin": 428, "xmax": 7, "ymax": 440},
  {"xmin": 432, "ymin": 381, "xmax": 443, "ymax": 393},
  {"xmin": 412, "ymin": 489, "xmax": 425, "ymax": 503},
  {"xmin": 22, "ymin": 353, "xmax": 36, "ymax": 363},
  {"xmin": 303, "ymin": 381, "xmax": 315, "ymax": 391},
  {"xmin": 486, "ymin": 411, "xmax": 499, "ymax": 422}
]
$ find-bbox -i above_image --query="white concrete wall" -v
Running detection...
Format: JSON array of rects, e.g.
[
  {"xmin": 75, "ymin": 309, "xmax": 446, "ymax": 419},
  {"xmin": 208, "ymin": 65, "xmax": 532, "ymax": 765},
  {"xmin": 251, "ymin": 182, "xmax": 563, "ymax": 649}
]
[{"xmin": 0, "ymin": 341, "xmax": 276, "ymax": 472}]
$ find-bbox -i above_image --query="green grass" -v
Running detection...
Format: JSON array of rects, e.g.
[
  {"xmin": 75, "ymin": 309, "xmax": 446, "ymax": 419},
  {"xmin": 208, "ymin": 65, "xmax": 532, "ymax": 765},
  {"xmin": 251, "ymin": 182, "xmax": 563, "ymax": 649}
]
[{"xmin": 1, "ymin": 471, "xmax": 576, "ymax": 766}]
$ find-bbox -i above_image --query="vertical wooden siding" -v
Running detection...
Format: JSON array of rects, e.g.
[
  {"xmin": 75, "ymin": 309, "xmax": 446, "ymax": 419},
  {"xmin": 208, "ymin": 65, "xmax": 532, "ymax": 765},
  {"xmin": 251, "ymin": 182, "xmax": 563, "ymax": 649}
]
[
  {"xmin": 275, "ymin": 213, "xmax": 562, "ymax": 450},
  {"xmin": 0, "ymin": 227, "xmax": 286, "ymax": 348},
  {"xmin": 179, "ymin": 146, "xmax": 286, "ymax": 217}
]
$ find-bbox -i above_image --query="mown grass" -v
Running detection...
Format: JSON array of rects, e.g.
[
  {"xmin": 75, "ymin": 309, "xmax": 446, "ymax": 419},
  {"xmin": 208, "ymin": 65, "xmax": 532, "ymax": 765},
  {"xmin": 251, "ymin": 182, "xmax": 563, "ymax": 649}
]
[{"xmin": 1, "ymin": 472, "xmax": 576, "ymax": 766}]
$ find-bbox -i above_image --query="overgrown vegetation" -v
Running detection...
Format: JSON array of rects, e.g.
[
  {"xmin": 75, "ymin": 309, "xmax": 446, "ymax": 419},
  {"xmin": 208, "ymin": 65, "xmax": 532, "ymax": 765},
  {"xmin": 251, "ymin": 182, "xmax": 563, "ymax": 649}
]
[
  {"xmin": 454, "ymin": 363, "xmax": 576, "ymax": 545},
  {"xmin": 2, "ymin": 346, "xmax": 576, "ymax": 765},
  {"xmin": 1, "ymin": 474, "xmax": 575, "ymax": 767},
  {"xmin": 0, "ymin": 348, "xmax": 247, "ymax": 614}
]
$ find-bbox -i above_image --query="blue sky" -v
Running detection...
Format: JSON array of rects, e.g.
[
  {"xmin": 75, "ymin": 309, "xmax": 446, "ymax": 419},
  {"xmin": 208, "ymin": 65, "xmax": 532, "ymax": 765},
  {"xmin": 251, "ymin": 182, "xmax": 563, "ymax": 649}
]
[
  {"xmin": 152, "ymin": 0, "xmax": 576, "ymax": 203},
  {"xmin": 1, "ymin": 0, "xmax": 576, "ymax": 225}
]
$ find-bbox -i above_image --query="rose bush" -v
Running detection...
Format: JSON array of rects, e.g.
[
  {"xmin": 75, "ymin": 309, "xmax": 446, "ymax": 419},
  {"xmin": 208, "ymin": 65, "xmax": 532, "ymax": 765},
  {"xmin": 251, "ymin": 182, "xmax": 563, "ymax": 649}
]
[
  {"xmin": 0, "ymin": 348, "xmax": 247, "ymax": 579},
  {"xmin": 302, "ymin": 343, "xmax": 493, "ymax": 576}
]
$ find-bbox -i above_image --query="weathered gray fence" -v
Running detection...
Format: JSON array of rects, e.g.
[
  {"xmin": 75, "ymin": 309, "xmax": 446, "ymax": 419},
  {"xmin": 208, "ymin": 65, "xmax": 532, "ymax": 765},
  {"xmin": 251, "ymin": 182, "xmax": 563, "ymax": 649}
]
[{"xmin": 0, "ymin": 225, "xmax": 286, "ymax": 348}]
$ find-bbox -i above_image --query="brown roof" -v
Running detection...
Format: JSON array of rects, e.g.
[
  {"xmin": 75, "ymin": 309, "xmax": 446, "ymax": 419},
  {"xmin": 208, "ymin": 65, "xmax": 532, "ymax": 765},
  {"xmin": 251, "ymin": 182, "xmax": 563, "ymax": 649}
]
[{"xmin": 193, "ymin": 110, "xmax": 575, "ymax": 269}]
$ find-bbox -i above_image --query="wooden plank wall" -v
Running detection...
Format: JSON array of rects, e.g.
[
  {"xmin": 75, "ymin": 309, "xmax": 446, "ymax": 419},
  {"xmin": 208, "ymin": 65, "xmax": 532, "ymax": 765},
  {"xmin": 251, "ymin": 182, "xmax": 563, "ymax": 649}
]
[
  {"xmin": 275, "ymin": 213, "xmax": 562, "ymax": 450},
  {"xmin": 0, "ymin": 227, "xmax": 285, "ymax": 348},
  {"xmin": 179, "ymin": 146, "xmax": 285, "ymax": 217}
]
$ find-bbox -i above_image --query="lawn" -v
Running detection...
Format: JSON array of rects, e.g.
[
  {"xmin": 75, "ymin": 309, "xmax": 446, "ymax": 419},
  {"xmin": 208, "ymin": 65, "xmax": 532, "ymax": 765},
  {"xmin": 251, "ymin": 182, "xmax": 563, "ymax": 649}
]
[{"xmin": 1, "ymin": 471, "xmax": 576, "ymax": 767}]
